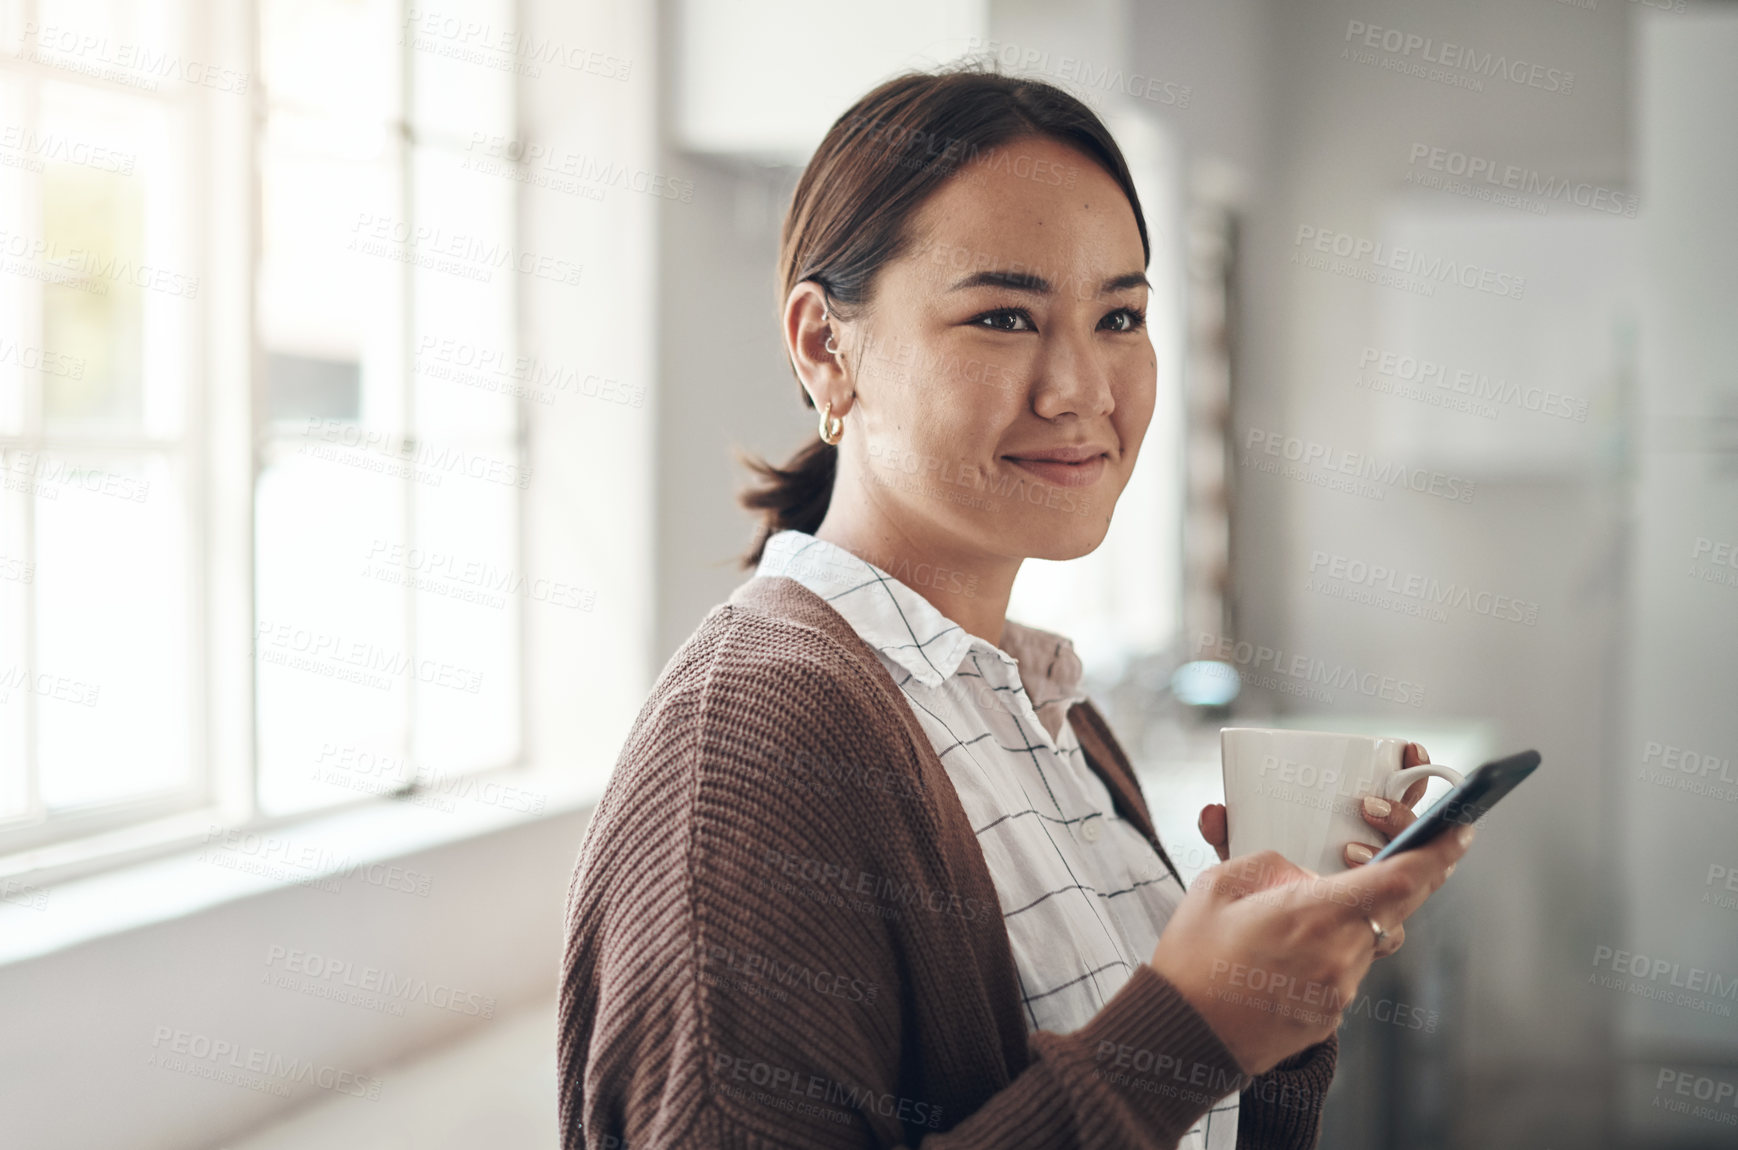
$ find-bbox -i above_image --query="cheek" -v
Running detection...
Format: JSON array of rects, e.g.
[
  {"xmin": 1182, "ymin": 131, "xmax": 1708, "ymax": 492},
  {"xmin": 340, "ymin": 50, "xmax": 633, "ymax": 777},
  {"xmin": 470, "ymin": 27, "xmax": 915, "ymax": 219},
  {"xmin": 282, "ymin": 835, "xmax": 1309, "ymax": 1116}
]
[
  {"xmin": 1114, "ymin": 374, "xmax": 1158, "ymax": 450},
  {"xmin": 908, "ymin": 391, "xmax": 1013, "ymax": 461}
]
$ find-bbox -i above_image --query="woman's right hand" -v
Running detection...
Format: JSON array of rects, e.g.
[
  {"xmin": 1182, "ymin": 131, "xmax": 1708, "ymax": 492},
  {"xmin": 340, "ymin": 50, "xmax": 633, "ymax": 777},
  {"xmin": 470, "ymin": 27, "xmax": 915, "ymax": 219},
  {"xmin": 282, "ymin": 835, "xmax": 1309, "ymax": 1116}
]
[{"xmin": 1147, "ymin": 825, "xmax": 1472, "ymax": 1076}]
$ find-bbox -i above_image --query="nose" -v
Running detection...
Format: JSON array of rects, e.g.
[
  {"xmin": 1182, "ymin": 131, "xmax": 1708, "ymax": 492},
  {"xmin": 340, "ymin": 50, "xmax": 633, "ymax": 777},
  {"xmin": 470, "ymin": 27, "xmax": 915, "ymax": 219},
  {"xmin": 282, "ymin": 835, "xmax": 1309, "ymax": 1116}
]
[{"xmin": 1029, "ymin": 323, "xmax": 1116, "ymax": 422}]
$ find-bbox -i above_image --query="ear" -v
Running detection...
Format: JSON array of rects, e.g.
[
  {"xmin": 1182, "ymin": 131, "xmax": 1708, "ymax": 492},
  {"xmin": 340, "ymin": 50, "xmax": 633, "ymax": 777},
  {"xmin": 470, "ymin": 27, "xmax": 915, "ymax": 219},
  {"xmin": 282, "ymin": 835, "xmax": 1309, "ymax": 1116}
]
[{"xmin": 783, "ymin": 281, "xmax": 854, "ymax": 416}]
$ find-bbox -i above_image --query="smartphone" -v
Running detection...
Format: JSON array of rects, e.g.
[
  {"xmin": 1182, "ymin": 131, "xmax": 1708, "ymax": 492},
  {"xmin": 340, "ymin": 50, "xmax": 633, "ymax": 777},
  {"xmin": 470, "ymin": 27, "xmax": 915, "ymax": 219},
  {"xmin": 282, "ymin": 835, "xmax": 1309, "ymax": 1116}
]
[{"xmin": 1368, "ymin": 750, "xmax": 1541, "ymax": 863}]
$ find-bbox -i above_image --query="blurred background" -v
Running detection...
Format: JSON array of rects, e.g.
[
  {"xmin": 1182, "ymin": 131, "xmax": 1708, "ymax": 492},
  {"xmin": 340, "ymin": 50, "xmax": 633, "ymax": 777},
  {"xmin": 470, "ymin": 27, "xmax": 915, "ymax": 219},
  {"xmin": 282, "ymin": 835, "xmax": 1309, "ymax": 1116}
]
[{"xmin": 0, "ymin": 0, "xmax": 1734, "ymax": 1147}]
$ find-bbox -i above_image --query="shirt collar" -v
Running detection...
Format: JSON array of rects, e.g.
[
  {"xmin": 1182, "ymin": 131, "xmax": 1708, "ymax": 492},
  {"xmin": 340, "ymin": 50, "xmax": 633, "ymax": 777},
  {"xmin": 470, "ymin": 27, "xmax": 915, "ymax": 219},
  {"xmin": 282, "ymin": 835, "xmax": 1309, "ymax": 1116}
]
[
  {"xmin": 753, "ymin": 529, "xmax": 1085, "ymax": 705},
  {"xmin": 996, "ymin": 617, "xmax": 1087, "ymax": 713}
]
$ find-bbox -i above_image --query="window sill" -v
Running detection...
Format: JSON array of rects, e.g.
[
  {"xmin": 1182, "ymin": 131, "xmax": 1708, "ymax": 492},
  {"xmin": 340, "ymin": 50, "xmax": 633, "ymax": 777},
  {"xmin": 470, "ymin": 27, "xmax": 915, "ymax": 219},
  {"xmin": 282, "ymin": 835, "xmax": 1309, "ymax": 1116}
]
[{"xmin": 0, "ymin": 764, "xmax": 602, "ymax": 970}]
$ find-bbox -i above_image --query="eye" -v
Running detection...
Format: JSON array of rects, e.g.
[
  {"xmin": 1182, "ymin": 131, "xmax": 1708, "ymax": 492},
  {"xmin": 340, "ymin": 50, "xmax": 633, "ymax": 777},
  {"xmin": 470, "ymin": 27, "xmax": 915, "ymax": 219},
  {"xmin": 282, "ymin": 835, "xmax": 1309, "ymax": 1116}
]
[
  {"xmin": 1101, "ymin": 306, "xmax": 1147, "ymax": 333},
  {"xmin": 971, "ymin": 308, "xmax": 1035, "ymax": 333}
]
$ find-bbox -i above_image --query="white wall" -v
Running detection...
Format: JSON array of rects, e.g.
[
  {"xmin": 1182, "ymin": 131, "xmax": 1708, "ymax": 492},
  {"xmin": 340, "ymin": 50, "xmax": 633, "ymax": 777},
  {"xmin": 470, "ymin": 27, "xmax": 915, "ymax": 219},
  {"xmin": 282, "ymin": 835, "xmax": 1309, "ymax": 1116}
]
[
  {"xmin": 0, "ymin": 805, "xmax": 588, "ymax": 1150},
  {"xmin": 1616, "ymin": 6, "xmax": 1738, "ymax": 1139},
  {"xmin": 521, "ymin": 0, "xmax": 660, "ymax": 784}
]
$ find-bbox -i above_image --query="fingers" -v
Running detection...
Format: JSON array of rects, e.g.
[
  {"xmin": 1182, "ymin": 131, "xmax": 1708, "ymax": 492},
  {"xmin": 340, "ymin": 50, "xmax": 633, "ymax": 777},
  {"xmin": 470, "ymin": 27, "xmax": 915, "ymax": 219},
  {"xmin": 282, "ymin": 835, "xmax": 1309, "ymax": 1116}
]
[
  {"xmin": 1344, "ymin": 792, "xmax": 1421, "ymax": 867},
  {"xmin": 1334, "ymin": 821, "xmax": 1473, "ymax": 927},
  {"xmin": 1198, "ymin": 803, "xmax": 1230, "ymax": 862},
  {"xmin": 1374, "ymin": 921, "xmax": 1405, "ymax": 959},
  {"xmin": 1344, "ymin": 742, "xmax": 1431, "ymax": 867},
  {"xmin": 1368, "ymin": 791, "xmax": 1419, "ymax": 838}
]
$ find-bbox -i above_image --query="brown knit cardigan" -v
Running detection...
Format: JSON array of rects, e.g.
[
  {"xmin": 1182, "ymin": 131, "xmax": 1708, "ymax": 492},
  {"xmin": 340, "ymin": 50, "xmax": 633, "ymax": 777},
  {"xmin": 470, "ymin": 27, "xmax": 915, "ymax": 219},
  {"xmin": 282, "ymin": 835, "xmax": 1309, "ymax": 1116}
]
[{"xmin": 558, "ymin": 574, "xmax": 1337, "ymax": 1149}]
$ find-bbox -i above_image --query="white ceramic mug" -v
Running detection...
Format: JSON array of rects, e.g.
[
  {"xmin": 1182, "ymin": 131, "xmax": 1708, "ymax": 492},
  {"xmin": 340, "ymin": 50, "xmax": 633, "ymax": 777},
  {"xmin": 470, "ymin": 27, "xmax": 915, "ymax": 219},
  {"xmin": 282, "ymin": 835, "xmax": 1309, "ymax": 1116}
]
[{"xmin": 1220, "ymin": 727, "xmax": 1464, "ymax": 874}]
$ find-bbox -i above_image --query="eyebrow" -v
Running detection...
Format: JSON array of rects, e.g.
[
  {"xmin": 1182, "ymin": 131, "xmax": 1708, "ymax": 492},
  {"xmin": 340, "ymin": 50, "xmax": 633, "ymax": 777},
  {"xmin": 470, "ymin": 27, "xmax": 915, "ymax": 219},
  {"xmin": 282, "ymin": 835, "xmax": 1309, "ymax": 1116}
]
[{"xmin": 946, "ymin": 269, "xmax": 1150, "ymax": 295}]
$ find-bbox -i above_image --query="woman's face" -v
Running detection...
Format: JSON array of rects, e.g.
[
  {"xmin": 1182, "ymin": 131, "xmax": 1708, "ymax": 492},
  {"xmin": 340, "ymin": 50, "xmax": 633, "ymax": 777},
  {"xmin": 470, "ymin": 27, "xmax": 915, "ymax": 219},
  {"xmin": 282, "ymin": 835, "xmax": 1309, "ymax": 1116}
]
[{"xmin": 834, "ymin": 134, "xmax": 1157, "ymax": 566}]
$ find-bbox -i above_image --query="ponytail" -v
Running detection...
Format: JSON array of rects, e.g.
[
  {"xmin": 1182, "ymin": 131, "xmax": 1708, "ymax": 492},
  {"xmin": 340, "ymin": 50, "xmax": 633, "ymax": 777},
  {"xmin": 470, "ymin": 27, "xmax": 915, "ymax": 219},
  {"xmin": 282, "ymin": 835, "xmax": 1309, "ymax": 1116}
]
[{"xmin": 735, "ymin": 436, "xmax": 837, "ymax": 570}]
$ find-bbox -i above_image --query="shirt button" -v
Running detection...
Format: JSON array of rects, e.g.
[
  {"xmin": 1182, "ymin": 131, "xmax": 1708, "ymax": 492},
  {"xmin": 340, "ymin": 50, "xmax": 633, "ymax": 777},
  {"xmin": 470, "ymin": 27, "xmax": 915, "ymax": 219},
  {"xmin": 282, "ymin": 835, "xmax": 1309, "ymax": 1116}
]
[{"xmin": 1081, "ymin": 818, "xmax": 1101, "ymax": 844}]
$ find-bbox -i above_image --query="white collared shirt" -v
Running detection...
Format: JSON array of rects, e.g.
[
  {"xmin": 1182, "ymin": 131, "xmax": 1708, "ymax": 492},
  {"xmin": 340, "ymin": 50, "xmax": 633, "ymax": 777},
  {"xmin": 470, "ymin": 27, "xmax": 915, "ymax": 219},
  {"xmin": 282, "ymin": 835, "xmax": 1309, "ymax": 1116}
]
[{"xmin": 754, "ymin": 529, "xmax": 1238, "ymax": 1149}]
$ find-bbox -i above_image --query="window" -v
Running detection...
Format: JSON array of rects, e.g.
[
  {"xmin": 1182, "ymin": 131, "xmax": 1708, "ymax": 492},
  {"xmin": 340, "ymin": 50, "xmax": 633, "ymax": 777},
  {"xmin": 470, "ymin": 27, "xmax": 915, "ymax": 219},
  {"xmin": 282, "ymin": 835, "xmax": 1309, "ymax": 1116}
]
[
  {"xmin": 253, "ymin": 0, "xmax": 521, "ymax": 817},
  {"xmin": 0, "ymin": 0, "xmax": 524, "ymax": 867}
]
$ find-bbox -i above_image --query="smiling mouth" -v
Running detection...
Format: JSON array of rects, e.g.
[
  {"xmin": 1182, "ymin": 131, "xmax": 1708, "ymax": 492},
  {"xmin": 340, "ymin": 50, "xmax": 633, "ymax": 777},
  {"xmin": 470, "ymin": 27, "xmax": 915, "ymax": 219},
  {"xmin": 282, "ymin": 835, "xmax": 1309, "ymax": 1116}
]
[{"xmin": 1001, "ymin": 453, "xmax": 1108, "ymax": 488}]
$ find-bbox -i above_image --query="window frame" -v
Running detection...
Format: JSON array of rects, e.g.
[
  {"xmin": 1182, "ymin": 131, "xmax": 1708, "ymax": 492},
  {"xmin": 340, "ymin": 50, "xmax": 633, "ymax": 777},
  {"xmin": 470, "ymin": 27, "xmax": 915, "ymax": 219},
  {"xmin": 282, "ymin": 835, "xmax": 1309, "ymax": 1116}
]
[
  {"xmin": 0, "ymin": 2, "xmax": 216, "ymax": 859},
  {"xmin": 0, "ymin": 0, "xmax": 530, "ymax": 880}
]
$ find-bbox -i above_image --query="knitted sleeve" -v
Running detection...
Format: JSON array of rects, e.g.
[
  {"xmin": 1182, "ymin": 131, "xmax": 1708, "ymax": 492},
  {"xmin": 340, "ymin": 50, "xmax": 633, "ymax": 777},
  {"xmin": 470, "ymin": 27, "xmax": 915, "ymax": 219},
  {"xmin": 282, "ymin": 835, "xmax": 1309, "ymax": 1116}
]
[
  {"xmin": 1236, "ymin": 1035, "xmax": 1338, "ymax": 1148},
  {"xmin": 559, "ymin": 619, "xmax": 1254, "ymax": 1149}
]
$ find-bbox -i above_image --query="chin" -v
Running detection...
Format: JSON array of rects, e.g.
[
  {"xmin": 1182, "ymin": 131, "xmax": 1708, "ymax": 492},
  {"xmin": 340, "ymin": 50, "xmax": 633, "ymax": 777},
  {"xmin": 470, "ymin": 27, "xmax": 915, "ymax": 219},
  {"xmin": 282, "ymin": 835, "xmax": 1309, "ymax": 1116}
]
[{"xmin": 1015, "ymin": 513, "xmax": 1114, "ymax": 562}]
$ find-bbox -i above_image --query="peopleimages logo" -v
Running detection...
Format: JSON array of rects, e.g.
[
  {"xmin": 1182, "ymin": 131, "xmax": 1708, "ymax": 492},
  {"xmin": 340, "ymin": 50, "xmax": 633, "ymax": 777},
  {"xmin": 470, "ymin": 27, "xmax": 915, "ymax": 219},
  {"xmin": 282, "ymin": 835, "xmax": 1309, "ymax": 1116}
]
[
  {"xmin": 1653, "ymin": 1068, "xmax": 1738, "ymax": 1129},
  {"xmin": 1405, "ymin": 143, "xmax": 1637, "ymax": 217},
  {"xmin": 263, "ymin": 945, "xmax": 495, "ymax": 1019},
  {"xmin": 1342, "ymin": 19, "xmax": 1575, "ymax": 95},
  {"xmin": 0, "ymin": 227, "xmax": 201, "ymax": 299},
  {"xmin": 347, "ymin": 213, "xmax": 582, "ymax": 287},
  {"xmin": 1293, "ymin": 226, "xmax": 1526, "ymax": 300},
  {"xmin": 760, "ymin": 847, "xmax": 992, "ymax": 924},
  {"xmin": 199, "ymin": 825, "xmax": 436, "ymax": 898},
  {"xmin": 1590, "ymin": 945, "xmax": 1737, "ymax": 1017},
  {"xmin": 1193, "ymin": 632, "xmax": 1426, "ymax": 707},
  {"xmin": 1243, "ymin": 427, "xmax": 1477, "ymax": 505},
  {"xmin": 709, "ymin": 1051, "xmax": 944, "ymax": 1132},
  {"xmin": 865, "ymin": 443, "xmax": 1094, "ymax": 518},
  {"xmin": 1638, "ymin": 740, "xmax": 1737, "ymax": 805},
  {"xmin": 697, "ymin": 940, "xmax": 880, "ymax": 1006},
  {"xmin": 0, "ymin": 665, "xmax": 101, "ymax": 707},
  {"xmin": 0, "ymin": 338, "xmax": 85, "ymax": 378},
  {"xmin": 1706, "ymin": 864, "xmax": 1738, "ymax": 911},
  {"xmin": 400, "ymin": 8, "xmax": 632, "ymax": 81},
  {"xmin": 1690, "ymin": 537, "xmax": 1738, "ymax": 591},
  {"xmin": 1307, "ymin": 550, "xmax": 1540, "ymax": 626},
  {"xmin": 299, "ymin": 419, "xmax": 532, "ymax": 490},
  {"xmin": 962, "ymin": 38, "xmax": 1192, "ymax": 109},
  {"xmin": 1356, "ymin": 346, "xmax": 1588, "ymax": 423},
  {"xmin": 1642, "ymin": 741, "xmax": 1735, "ymax": 783},
  {"xmin": 149, "ymin": 1026, "xmax": 382, "ymax": 1100},
  {"xmin": 464, "ymin": 134, "xmax": 694, "ymax": 202},
  {"xmin": 21, "ymin": 21, "xmax": 250, "ymax": 94},
  {"xmin": 0, "ymin": 126, "xmax": 136, "ymax": 176}
]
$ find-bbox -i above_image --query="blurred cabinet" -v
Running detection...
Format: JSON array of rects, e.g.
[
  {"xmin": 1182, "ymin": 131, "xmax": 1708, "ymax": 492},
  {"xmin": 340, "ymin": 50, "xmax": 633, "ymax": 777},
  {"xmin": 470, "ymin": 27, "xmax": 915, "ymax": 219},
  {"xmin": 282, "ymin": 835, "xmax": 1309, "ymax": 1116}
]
[{"xmin": 672, "ymin": 0, "xmax": 988, "ymax": 161}]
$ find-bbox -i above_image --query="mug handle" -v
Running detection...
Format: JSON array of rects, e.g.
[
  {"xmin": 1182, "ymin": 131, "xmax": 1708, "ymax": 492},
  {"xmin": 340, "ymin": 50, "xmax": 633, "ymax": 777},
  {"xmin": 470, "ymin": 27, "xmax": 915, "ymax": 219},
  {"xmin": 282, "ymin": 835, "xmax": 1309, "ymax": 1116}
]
[{"xmin": 1383, "ymin": 763, "xmax": 1463, "ymax": 804}]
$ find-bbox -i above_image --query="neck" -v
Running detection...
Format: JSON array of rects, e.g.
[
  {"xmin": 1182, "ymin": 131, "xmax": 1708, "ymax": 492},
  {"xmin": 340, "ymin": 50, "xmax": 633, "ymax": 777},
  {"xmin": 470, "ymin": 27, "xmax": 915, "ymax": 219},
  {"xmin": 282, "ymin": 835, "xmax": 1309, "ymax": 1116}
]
[{"xmin": 811, "ymin": 502, "xmax": 1021, "ymax": 650}]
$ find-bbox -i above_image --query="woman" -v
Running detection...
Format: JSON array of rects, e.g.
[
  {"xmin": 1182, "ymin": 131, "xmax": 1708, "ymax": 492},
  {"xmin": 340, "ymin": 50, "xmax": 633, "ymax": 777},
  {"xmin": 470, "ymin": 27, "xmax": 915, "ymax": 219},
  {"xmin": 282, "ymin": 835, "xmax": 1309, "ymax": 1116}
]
[{"xmin": 558, "ymin": 63, "xmax": 1467, "ymax": 1150}]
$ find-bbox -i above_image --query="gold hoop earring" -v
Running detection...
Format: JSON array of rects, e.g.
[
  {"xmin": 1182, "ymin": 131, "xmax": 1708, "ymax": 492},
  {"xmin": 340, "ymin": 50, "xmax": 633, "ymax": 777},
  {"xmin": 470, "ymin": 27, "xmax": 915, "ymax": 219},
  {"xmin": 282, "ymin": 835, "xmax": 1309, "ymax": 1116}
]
[{"xmin": 819, "ymin": 400, "xmax": 844, "ymax": 445}]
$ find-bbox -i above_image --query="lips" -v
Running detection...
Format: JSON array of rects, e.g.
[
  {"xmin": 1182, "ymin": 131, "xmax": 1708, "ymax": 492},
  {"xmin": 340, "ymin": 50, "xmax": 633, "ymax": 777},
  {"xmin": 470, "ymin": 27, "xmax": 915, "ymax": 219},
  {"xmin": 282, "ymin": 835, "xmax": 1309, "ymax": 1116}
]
[{"xmin": 1001, "ymin": 446, "xmax": 1110, "ymax": 488}]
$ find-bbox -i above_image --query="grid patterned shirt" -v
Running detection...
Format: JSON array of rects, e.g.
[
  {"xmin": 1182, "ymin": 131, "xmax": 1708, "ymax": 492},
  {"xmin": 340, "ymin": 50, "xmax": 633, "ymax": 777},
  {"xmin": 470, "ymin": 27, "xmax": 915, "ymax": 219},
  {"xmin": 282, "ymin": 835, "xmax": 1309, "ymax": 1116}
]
[{"xmin": 755, "ymin": 529, "xmax": 1239, "ymax": 1149}]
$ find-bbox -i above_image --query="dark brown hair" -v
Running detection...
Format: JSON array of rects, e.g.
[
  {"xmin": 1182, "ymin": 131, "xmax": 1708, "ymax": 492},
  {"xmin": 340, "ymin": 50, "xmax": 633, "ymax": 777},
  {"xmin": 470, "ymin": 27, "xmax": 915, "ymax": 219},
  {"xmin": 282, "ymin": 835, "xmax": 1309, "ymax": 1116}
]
[{"xmin": 735, "ymin": 59, "xmax": 1151, "ymax": 568}]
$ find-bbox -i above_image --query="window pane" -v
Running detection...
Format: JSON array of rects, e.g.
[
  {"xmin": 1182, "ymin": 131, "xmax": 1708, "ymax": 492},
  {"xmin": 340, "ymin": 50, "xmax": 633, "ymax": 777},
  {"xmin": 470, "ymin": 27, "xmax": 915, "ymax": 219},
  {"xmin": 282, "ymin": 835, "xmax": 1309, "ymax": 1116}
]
[
  {"xmin": 30, "ymin": 0, "xmax": 179, "ymax": 69},
  {"xmin": 410, "ymin": 456, "xmax": 519, "ymax": 774},
  {"xmin": 29, "ymin": 451, "xmax": 187, "ymax": 809},
  {"xmin": 260, "ymin": 0, "xmax": 399, "ymax": 123},
  {"xmin": 258, "ymin": 110, "xmax": 403, "ymax": 432},
  {"xmin": 0, "ymin": 72, "xmax": 34, "ymax": 438},
  {"xmin": 254, "ymin": 444, "xmax": 408, "ymax": 817},
  {"xmin": 405, "ymin": 0, "xmax": 513, "ymax": 143},
  {"xmin": 411, "ymin": 145, "xmax": 517, "ymax": 441},
  {"xmin": 0, "ymin": 483, "xmax": 28, "ymax": 820},
  {"xmin": 37, "ymin": 80, "xmax": 189, "ymax": 439}
]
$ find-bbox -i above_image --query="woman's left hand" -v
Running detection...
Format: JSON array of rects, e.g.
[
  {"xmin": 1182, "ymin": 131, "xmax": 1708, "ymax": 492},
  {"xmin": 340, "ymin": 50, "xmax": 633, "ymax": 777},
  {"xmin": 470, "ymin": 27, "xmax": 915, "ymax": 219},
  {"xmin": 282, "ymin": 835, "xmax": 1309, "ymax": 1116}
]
[{"xmin": 1196, "ymin": 741, "xmax": 1436, "ymax": 958}]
